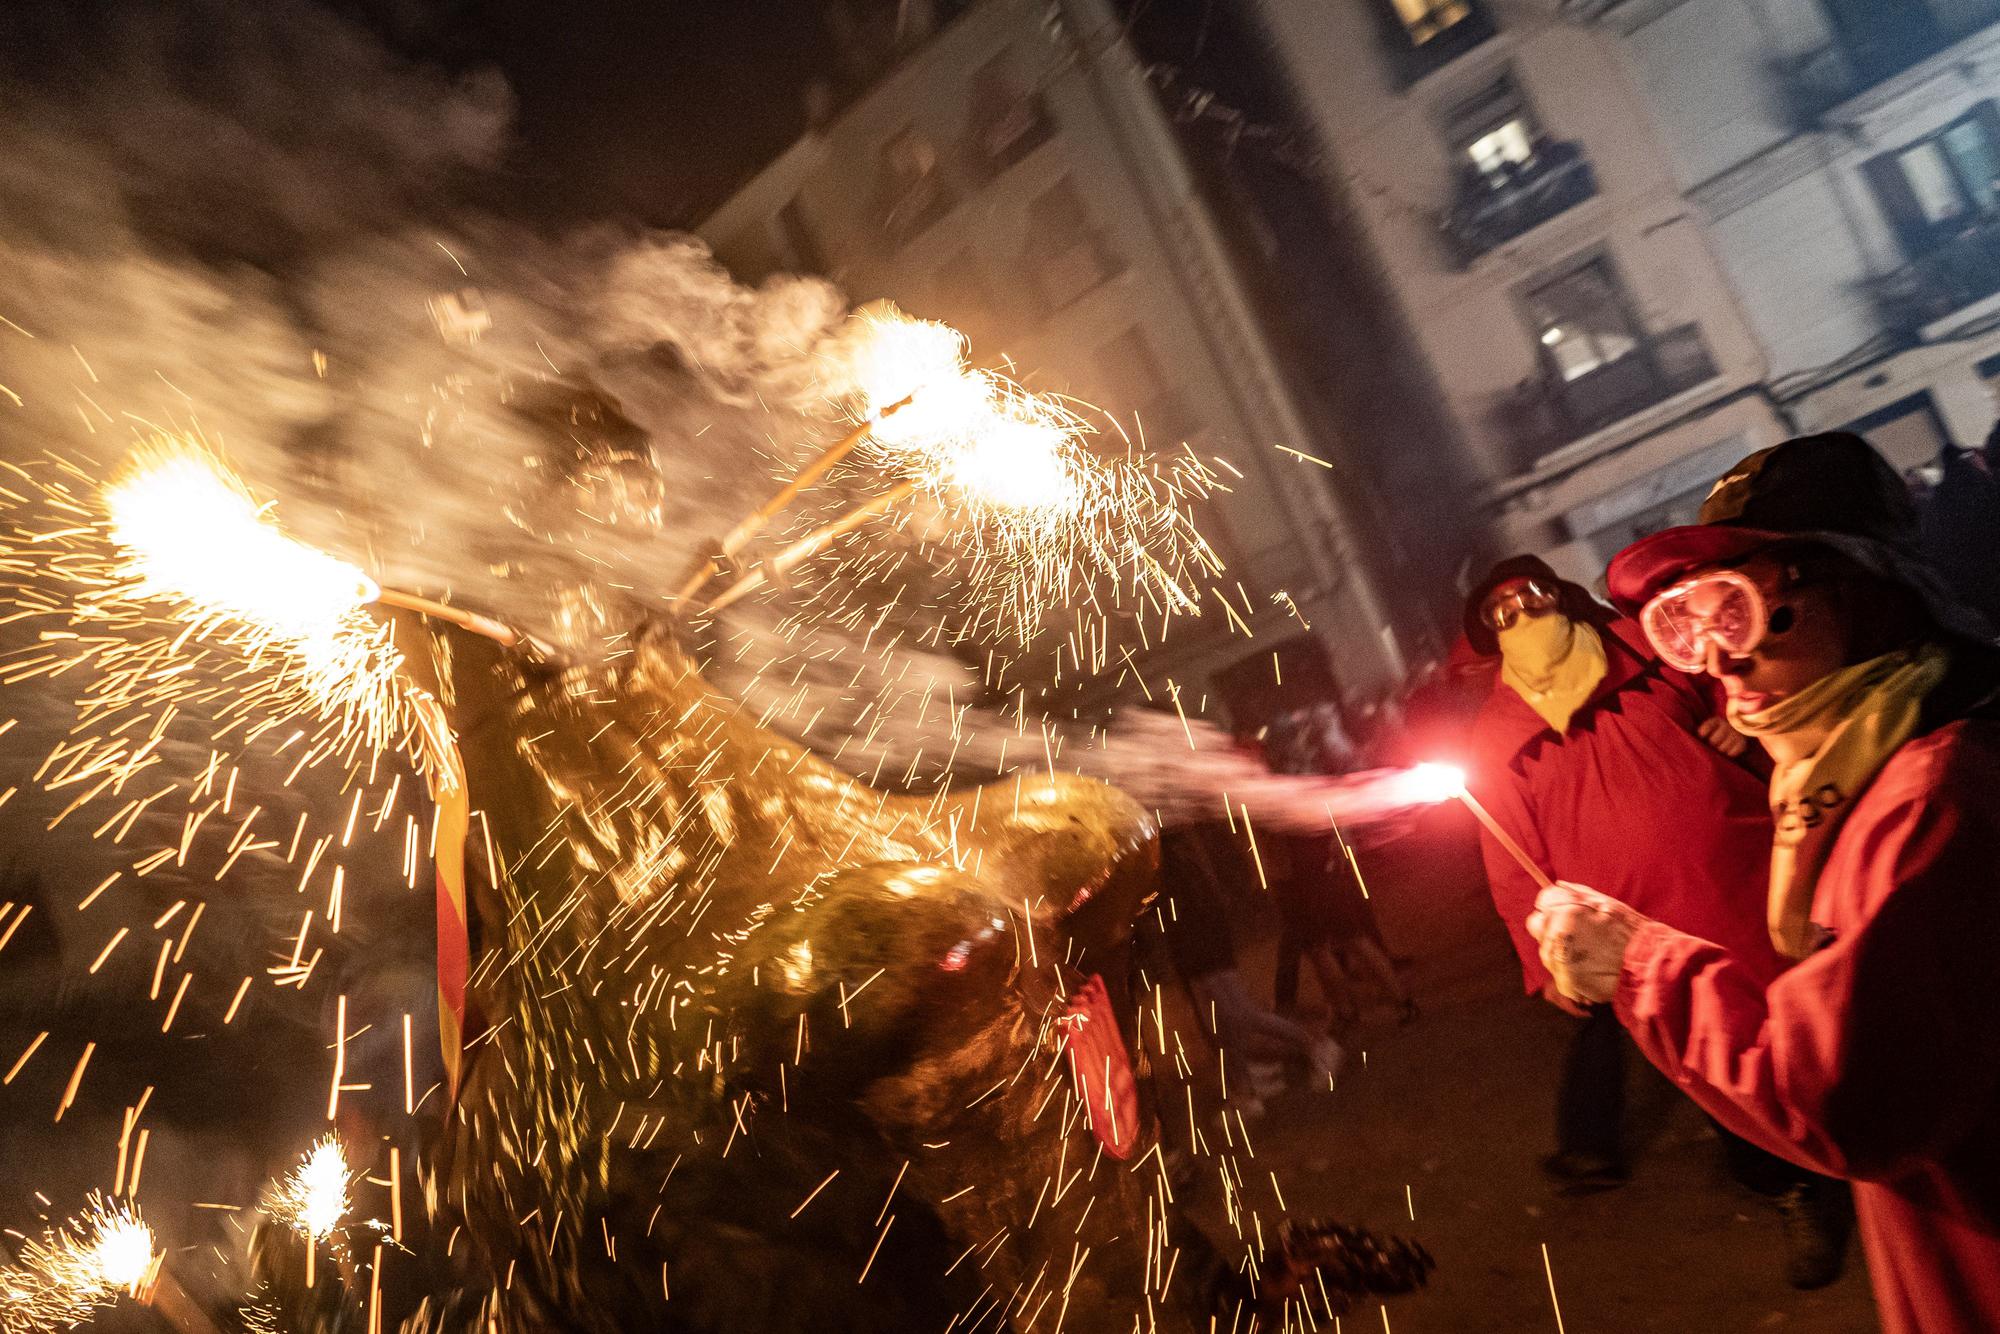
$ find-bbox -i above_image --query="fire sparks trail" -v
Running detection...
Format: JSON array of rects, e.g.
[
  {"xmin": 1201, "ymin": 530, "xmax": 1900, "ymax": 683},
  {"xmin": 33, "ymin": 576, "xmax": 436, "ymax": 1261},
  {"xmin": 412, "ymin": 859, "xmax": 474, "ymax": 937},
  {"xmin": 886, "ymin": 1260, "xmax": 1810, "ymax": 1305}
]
[{"xmin": 698, "ymin": 305, "xmax": 1221, "ymax": 644}]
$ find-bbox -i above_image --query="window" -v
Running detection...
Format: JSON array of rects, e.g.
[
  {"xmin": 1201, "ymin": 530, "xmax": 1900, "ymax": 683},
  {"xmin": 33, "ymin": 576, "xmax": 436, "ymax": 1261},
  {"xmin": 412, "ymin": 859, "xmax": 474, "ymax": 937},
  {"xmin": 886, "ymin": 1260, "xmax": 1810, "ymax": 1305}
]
[
  {"xmin": 1374, "ymin": 0, "xmax": 1495, "ymax": 85},
  {"xmin": 966, "ymin": 51, "xmax": 1055, "ymax": 178},
  {"xmin": 1525, "ymin": 259, "xmax": 1641, "ymax": 382},
  {"xmin": 1500, "ymin": 255, "xmax": 1718, "ymax": 457},
  {"xmin": 1094, "ymin": 329, "xmax": 1197, "ymax": 445},
  {"xmin": 1446, "ymin": 76, "xmax": 1536, "ymax": 179},
  {"xmin": 1865, "ymin": 103, "xmax": 2000, "ymax": 257},
  {"xmin": 876, "ymin": 129, "xmax": 954, "ymax": 249},
  {"xmin": 931, "ymin": 248, "xmax": 1007, "ymax": 347},
  {"xmin": 1025, "ymin": 178, "xmax": 1122, "ymax": 314},
  {"xmin": 1842, "ymin": 393, "xmax": 1951, "ymax": 473},
  {"xmin": 1390, "ymin": 0, "xmax": 1474, "ymax": 45}
]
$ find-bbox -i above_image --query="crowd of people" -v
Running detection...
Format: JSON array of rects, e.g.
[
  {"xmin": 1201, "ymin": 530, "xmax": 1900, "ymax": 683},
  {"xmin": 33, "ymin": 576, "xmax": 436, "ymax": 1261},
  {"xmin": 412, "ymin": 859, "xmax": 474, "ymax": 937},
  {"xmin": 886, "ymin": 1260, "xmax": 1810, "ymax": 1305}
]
[{"xmin": 1158, "ymin": 430, "xmax": 2000, "ymax": 1333}]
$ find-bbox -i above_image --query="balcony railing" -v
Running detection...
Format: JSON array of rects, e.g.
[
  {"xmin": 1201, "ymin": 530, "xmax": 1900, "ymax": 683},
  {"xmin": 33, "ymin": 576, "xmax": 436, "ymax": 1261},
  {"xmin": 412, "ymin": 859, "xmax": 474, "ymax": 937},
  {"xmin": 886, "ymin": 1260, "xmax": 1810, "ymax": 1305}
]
[
  {"xmin": 1868, "ymin": 213, "xmax": 2000, "ymax": 332},
  {"xmin": 1440, "ymin": 147, "xmax": 1597, "ymax": 265},
  {"xmin": 1492, "ymin": 323, "xmax": 1719, "ymax": 466}
]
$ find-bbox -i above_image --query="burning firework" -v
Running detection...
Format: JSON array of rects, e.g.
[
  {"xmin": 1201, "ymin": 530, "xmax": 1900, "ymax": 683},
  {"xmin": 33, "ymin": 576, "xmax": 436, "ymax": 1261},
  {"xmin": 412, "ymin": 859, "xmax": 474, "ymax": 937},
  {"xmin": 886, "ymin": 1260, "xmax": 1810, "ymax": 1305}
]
[
  {"xmin": 0, "ymin": 1195, "xmax": 156, "ymax": 1334},
  {"xmin": 270, "ymin": 1135, "xmax": 352, "ymax": 1243},
  {"xmin": 699, "ymin": 305, "xmax": 1217, "ymax": 642},
  {"xmin": 94, "ymin": 438, "xmax": 423, "ymax": 760},
  {"xmin": 266, "ymin": 1135, "xmax": 354, "ymax": 1290}
]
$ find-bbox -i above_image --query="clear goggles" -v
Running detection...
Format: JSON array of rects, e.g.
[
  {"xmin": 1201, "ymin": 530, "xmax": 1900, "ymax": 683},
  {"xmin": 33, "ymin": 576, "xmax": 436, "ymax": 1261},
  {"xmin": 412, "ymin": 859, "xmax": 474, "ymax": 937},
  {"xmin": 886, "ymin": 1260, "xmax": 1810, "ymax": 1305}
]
[
  {"xmin": 1478, "ymin": 578, "xmax": 1561, "ymax": 632},
  {"xmin": 1639, "ymin": 568, "xmax": 1770, "ymax": 672}
]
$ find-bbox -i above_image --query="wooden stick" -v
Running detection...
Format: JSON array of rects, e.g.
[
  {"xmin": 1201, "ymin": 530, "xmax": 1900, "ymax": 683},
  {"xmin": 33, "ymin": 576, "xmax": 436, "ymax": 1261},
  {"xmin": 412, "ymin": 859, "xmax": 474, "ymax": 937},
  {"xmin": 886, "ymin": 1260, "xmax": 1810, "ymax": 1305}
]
[
  {"xmin": 371, "ymin": 588, "xmax": 517, "ymax": 647},
  {"xmin": 675, "ymin": 394, "xmax": 913, "ymax": 604},
  {"xmin": 1456, "ymin": 788, "xmax": 1554, "ymax": 890},
  {"xmin": 702, "ymin": 478, "xmax": 921, "ymax": 615}
]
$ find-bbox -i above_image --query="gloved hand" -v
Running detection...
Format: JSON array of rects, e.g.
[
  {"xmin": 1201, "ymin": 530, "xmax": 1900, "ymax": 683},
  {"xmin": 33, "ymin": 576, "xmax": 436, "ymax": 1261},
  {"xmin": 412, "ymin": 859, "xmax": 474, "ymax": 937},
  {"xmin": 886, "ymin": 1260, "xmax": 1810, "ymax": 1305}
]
[
  {"xmin": 1537, "ymin": 978, "xmax": 1589, "ymax": 1018},
  {"xmin": 1698, "ymin": 715, "xmax": 1749, "ymax": 758},
  {"xmin": 1526, "ymin": 882, "xmax": 1653, "ymax": 1005}
]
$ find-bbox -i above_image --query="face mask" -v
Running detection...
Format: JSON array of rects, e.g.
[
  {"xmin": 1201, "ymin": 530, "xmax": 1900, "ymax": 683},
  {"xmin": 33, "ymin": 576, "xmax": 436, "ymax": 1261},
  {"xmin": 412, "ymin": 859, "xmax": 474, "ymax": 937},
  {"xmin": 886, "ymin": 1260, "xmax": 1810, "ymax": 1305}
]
[
  {"xmin": 1498, "ymin": 614, "xmax": 1607, "ymax": 732},
  {"xmin": 1497, "ymin": 612, "xmax": 1576, "ymax": 685}
]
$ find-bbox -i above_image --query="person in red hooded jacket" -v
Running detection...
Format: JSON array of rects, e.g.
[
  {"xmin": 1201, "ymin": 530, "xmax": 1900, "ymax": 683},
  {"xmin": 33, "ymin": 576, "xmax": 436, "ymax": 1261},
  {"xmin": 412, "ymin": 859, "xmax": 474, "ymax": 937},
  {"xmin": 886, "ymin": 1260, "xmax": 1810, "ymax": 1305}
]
[
  {"xmin": 1532, "ymin": 432, "xmax": 2000, "ymax": 1334},
  {"xmin": 1463, "ymin": 554, "xmax": 1850, "ymax": 1287}
]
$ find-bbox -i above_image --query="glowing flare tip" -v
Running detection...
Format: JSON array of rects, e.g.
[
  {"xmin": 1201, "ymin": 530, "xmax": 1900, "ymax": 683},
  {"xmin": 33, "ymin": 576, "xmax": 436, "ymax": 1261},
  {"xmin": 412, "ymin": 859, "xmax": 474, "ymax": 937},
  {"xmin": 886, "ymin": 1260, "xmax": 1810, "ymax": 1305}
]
[{"xmin": 1404, "ymin": 763, "xmax": 1468, "ymax": 805}]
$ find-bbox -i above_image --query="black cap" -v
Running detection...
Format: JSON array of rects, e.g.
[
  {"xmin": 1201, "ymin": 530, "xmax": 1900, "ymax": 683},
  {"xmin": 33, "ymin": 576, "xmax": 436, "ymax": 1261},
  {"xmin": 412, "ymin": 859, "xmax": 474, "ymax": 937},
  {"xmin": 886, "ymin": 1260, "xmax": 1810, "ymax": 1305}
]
[{"xmin": 1608, "ymin": 431, "xmax": 1991, "ymax": 641}]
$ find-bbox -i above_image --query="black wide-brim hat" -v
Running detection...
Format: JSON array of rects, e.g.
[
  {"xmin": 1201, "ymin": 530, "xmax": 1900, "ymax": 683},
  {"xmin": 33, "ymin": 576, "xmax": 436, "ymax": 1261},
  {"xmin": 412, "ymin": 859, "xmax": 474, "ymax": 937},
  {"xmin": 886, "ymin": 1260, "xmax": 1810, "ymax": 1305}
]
[
  {"xmin": 1462, "ymin": 553, "xmax": 1608, "ymax": 657},
  {"xmin": 1607, "ymin": 431, "xmax": 1992, "ymax": 642}
]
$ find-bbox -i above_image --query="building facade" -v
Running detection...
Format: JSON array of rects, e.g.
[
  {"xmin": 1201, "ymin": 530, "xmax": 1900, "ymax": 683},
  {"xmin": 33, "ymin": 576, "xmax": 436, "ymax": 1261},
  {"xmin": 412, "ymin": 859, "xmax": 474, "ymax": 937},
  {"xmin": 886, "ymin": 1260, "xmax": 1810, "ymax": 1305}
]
[
  {"xmin": 1582, "ymin": 0, "xmax": 2000, "ymax": 470},
  {"xmin": 1249, "ymin": 0, "xmax": 1799, "ymax": 588},
  {"xmin": 699, "ymin": 0, "xmax": 1431, "ymax": 710}
]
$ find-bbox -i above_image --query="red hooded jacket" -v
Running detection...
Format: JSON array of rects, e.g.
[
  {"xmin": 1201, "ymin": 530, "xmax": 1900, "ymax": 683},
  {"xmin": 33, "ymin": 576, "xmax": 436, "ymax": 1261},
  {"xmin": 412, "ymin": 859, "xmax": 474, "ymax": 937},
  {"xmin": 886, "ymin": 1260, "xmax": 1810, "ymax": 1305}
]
[
  {"xmin": 1616, "ymin": 661, "xmax": 2000, "ymax": 1334},
  {"xmin": 1467, "ymin": 617, "xmax": 1785, "ymax": 993}
]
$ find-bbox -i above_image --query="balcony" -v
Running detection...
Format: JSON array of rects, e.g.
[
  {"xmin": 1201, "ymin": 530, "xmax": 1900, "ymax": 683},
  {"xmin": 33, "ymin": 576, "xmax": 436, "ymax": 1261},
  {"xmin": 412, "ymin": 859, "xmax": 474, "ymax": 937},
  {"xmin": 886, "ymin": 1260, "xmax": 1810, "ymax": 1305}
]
[
  {"xmin": 1440, "ymin": 146, "xmax": 1597, "ymax": 264},
  {"xmin": 1777, "ymin": 2, "xmax": 2000, "ymax": 122},
  {"xmin": 1492, "ymin": 323, "xmax": 1719, "ymax": 465},
  {"xmin": 1868, "ymin": 213, "xmax": 2000, "ymax": 333}
]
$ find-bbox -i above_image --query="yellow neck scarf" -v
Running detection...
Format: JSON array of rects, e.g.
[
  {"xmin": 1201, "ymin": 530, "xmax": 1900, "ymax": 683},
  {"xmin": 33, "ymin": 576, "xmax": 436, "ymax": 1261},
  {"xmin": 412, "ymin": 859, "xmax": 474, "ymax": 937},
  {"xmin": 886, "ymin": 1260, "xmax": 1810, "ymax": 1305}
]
[
  {"xmin": 1499, "ymin": 616, "xmax": 1608, "ymax": 733},
  {"xmin": 1730, "ymin": 644, "xmax": 1949, "ymax": 957}
]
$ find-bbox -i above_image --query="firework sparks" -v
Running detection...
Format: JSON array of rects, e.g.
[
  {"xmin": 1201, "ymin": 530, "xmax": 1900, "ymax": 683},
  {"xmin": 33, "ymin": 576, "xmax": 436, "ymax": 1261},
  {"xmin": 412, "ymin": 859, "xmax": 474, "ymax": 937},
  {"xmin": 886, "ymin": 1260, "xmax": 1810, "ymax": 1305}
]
[
  {"xmin": 96, "ymin": 438, "xmax": 416, "ymax": 757},
  {"xmin": 706, "ymin": 305, "xmax": 1218, "ymax": 642},
  {"xmin": 103, "ymin": 442, "xmax": 381, "ymax": 647},
  {"xmin": 270, "ymin": 1134, "xmax": 352, "ymax": 1244},
  {"xmin": 0, "ymin": 1195, "xmax": 156, "ymax": 1333}
]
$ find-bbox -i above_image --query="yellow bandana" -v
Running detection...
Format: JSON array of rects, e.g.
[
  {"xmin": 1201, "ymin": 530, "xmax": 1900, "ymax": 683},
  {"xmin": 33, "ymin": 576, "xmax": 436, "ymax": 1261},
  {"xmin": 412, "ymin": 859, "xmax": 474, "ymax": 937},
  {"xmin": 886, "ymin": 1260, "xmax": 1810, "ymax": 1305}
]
[
  {"xmin": 1730, "ymin": 644, "xmax": 1949, "ymax": 957},
  {"xmin": 1498, "ymin": 616, "xmax": 1608, "ymax": 733}
]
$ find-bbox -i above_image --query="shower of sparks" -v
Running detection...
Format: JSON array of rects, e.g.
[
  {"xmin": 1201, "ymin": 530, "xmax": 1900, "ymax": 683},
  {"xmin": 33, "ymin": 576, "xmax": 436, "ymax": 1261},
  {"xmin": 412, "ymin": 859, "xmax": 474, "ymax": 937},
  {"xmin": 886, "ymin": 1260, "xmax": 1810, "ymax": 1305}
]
[
  {"xmin": 270, "ymin": 1135, "xmax": 353, "ymax": 1243},
  {"xmin": 0, "ymin": 296, "xmax": 1440, "ymax": 1332},
  {"xmin": 97, "ymin": 437, "xmax": 418, "ymax": 763},
  {"xmin": 775, "ymin": 304, "xmax": 1223, "ymax": 644},
  {"xmin": 0, "ymin": 1195, "xmax": 156, "ymax": 1333}
]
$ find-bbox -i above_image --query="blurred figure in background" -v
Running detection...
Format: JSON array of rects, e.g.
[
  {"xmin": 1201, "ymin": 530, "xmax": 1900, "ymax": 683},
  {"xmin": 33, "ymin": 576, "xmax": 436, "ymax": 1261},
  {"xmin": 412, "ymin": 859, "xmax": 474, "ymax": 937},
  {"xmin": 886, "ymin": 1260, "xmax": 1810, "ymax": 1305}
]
[
  {"xmin": 1463, "ymin": 555, "xmax": 1849, "ymax": 1287},
  {"xmin": 1264, "ymin": 700, "xmax": 1416, "ymax": 1029},
  {"xmin": 1156, "ymin": 819, "xmax": 1341, "ymax": 1115},
  {"xmin": 1920, "ymin": 427, "xmax": 2000, "ymax": 627}
]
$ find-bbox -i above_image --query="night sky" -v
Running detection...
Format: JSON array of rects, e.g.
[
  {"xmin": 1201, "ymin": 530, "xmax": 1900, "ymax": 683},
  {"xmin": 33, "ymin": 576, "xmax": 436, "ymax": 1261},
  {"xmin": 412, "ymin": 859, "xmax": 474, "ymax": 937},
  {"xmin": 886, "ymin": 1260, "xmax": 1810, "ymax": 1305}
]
[{"xmin": 351, "ymin": 0, "xmax": 838, "ymax": 228}]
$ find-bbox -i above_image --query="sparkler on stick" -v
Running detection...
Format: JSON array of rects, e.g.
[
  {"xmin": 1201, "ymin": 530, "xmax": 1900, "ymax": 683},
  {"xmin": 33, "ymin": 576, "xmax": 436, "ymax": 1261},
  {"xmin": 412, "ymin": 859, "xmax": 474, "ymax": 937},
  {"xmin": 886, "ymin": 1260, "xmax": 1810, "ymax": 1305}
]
[
  {"xmin": 674, "ymin": 395, "xmax": 914, "ymax": 604},
  {"xmin": 268, "ymin": 1135, "xmax": 353, "ymax": 1289},
  {"xmin": 694, "ymin": 306, "xmax": 1108, "ymax": 621},
  {"xmin": 1405, "ymin": 762, "xmax": 1554, "ymax": 889}
]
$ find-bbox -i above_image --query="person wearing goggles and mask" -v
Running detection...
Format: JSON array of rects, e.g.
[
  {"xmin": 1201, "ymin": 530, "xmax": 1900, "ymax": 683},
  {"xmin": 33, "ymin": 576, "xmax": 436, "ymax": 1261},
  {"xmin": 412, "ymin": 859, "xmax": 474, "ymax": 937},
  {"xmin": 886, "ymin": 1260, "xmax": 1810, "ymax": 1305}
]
[
  {"xmin": 1530, "ymin": 432, "xmax": 2000, "ymax": 1334},
  {"xmin": 1460, "ymin": 558, "xmax": 1847, "ymax": 1283}
]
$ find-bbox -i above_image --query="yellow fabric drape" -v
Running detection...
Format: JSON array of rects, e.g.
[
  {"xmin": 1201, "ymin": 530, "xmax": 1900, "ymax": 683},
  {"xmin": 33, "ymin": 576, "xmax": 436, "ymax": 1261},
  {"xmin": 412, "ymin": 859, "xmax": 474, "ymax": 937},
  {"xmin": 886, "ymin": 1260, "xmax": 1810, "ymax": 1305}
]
[
  {"xmin": 1498, "ymin": 616, "xmax": 1609, "ymax": 733},
  {"xmin": 1731, "ymin": 645, "xmax": 1949, "ymax": 957}
]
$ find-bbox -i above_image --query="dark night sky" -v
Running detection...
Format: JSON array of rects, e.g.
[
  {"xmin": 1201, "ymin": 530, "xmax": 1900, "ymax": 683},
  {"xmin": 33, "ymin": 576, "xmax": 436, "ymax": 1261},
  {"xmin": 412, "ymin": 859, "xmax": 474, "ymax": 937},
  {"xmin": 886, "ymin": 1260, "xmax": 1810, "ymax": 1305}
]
[{"xmin": 348, "ymin": 0, "xmax": 839, "ymax": 228}]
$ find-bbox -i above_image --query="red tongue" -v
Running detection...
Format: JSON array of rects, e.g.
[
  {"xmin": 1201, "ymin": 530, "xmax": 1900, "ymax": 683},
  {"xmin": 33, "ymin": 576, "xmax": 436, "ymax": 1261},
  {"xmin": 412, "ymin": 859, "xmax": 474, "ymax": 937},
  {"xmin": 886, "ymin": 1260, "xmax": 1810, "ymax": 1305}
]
[{"xmin": 1061, "ymin": 974, "xmax": 1139, "ymax": 1160}]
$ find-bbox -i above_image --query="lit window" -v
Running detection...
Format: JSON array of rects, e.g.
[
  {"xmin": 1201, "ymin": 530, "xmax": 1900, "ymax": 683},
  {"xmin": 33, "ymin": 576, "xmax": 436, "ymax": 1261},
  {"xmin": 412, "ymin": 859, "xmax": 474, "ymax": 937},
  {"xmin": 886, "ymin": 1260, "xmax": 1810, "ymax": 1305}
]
[
  {"xmin": 877, "ymin": 129, "xmax": 955, "ymax": 248},
  {"xmin": 1390, "ymin": 0, "xmax": 1473, "ymax": 44},
  {"xmin": 1467, "ymin": 120, "xmax": 1534, "ymax": 176},
  {"xmin": 1866, "ymin": 102, "xmax": 2000, "ymax": 256},
  {"xmin": 1525, "ymin": 259, "xmax": 1641, "ymax": 382},
  {"xmin": 1446, "ymin": 75, "xmax": 1537, "ymax": 179}
]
